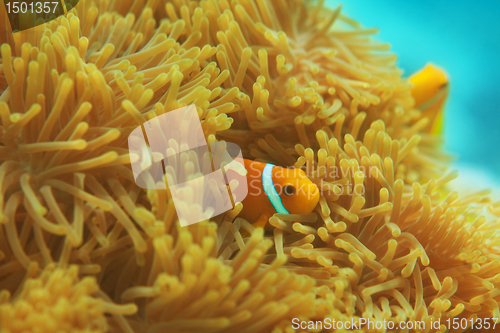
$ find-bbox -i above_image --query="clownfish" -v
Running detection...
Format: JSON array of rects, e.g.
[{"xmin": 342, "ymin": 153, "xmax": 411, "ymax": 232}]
[
  {"xmin": 238, "ymin": 159, "xmax": 320, "ymax": 229},
  {"xmin": 409, "ymin": 63, "xmax": 449, "ymax": 135}
]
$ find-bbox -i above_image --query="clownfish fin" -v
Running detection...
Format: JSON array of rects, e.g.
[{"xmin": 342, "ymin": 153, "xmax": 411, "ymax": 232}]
[
  {"xmin": 409, "ymin": 63, "xmax": 449, "ymax": 135},
  {"xmin": 239, "ymin": 213, "xmax": 270, "ymax": 238},
  {"xmin": 253, "ymin": 213, "xmax": 271, "ymax": 230}
]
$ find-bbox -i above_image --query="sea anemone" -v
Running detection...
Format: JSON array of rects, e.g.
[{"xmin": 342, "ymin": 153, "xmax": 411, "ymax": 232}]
[
  {"xmin": 1, "ymin": 0, "xmax": 499, "ymax": 332},
  {"xmin": 0, "ymin": 263, "xmax": 137, "ymax": 332}
]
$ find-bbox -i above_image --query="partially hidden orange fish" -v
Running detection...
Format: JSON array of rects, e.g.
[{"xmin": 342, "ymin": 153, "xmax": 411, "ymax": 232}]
[
  {"xmin": 409, "ymin": 63, "xmax": 449, "ymax": 135},
  {"xmin": 238, "ymin": 159, "xmax": 320, "ymax": 229}
]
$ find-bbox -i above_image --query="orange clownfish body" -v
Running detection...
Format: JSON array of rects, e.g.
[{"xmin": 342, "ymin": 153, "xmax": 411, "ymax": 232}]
[
  {"xmin": 239, "ymin": 159, "xmax": 320, "ymax": 229},
  {"xmin": 409, "ymin": 63, "xmax": 449, "ymax": 135}
]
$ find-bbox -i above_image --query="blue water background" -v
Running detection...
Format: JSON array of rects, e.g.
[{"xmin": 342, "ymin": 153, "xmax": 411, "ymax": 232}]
[{"xmin": 326, "ymin": 0, "xmax": 500, "ymax": 194}]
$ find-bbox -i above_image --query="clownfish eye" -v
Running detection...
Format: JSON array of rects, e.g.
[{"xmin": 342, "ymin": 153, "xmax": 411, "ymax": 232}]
[{"xmin": 283, "ymin": 184, "xmax": 295, "ymax": 196}]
